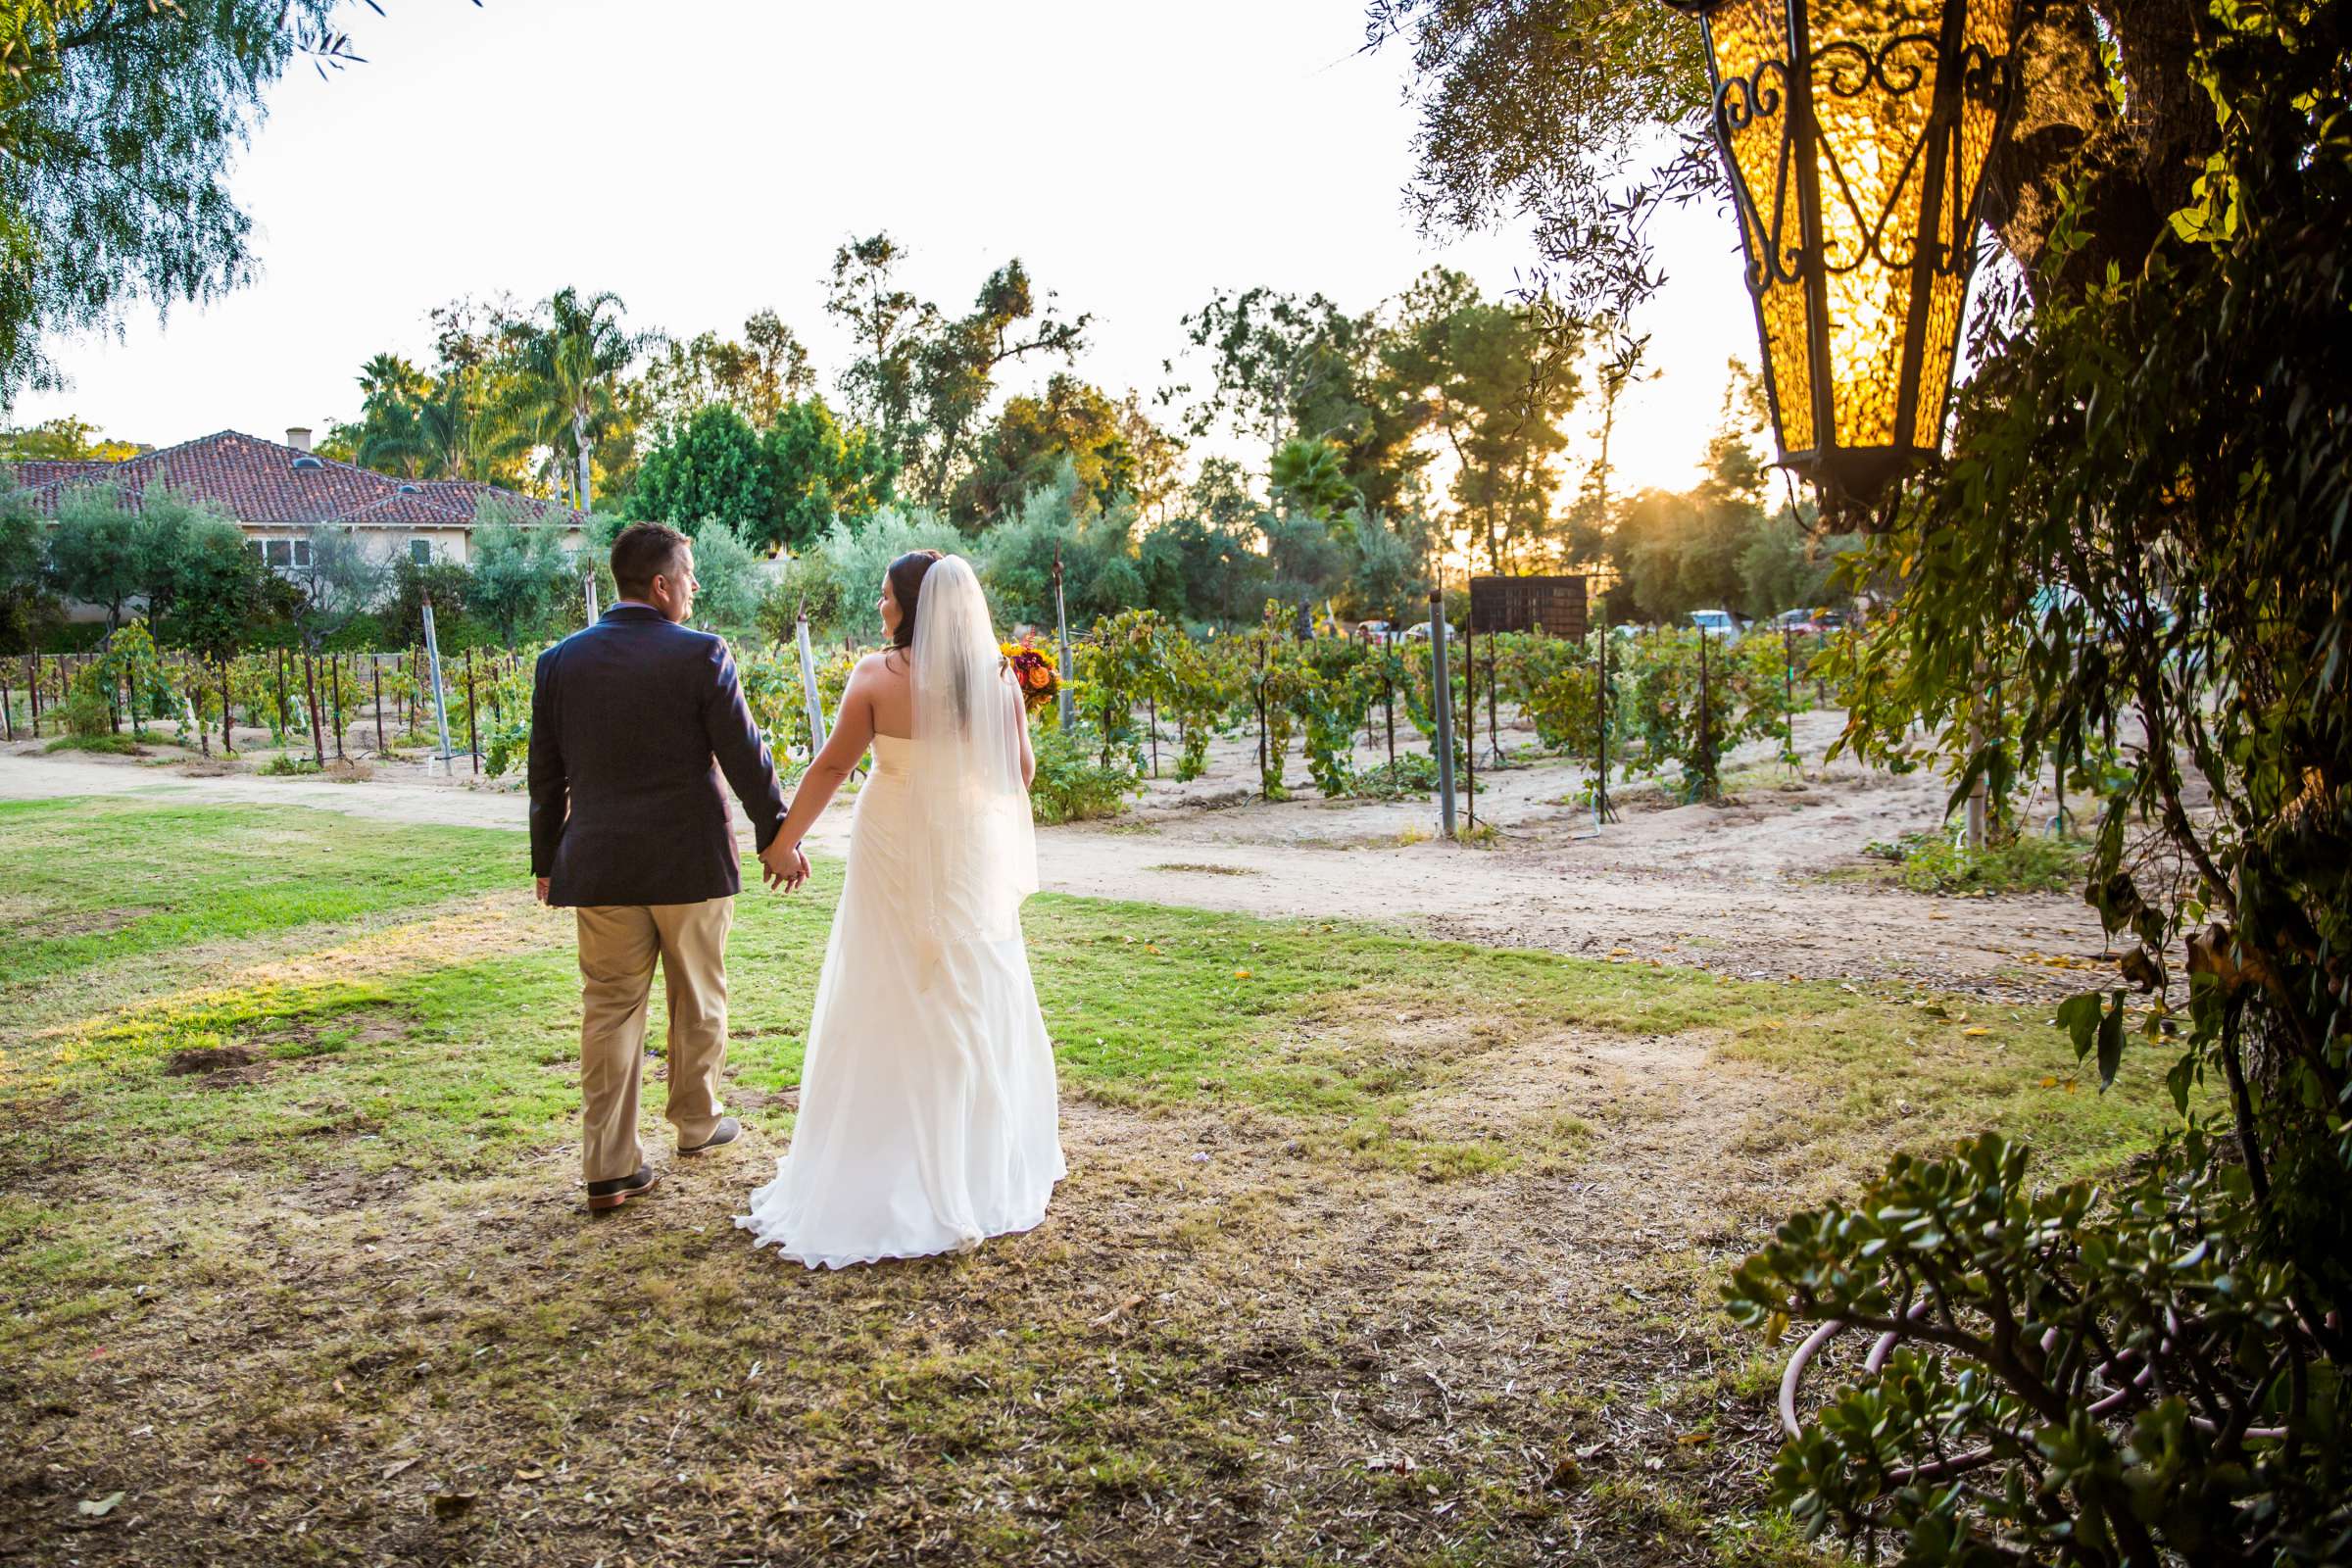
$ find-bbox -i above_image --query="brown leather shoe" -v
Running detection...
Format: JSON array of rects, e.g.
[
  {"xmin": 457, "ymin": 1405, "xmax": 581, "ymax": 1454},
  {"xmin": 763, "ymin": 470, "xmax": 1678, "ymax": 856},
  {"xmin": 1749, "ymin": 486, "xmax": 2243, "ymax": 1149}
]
[
  {"xmin": 679, "ymin": 1116, "xmax": 741, "ymax": 1156},
  {"xmin": 586, "ymin": 1165, "xmax": 660, "ymax": 1211}
]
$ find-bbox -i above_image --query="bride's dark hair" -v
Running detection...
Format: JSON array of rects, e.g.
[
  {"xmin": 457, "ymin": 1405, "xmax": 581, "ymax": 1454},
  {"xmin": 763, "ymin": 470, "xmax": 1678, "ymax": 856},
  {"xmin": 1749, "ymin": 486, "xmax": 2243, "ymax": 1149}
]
[{"xmin": 887, "ymin": 549, "xmax": 943, "ymax": 652}]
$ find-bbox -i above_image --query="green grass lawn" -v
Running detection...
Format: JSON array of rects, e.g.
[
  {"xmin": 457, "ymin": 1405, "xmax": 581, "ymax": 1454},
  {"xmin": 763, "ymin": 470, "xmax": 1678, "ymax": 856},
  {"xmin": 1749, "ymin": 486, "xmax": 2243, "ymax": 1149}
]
[{"xmin": 0, "ymin": 797, "xmax": 2184, "ymax": 1568}]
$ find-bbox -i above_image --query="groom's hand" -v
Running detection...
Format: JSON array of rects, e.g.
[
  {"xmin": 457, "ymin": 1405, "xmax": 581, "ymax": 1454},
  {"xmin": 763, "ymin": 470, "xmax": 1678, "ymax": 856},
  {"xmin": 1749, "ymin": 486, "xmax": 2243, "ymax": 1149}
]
[
  {"xmin": 758, "ymin": 837, "xmax": 800, "ymax": 892},
  {"xmin": 534, "ymin": 876, "xmax": 551, "ymax": 905}
]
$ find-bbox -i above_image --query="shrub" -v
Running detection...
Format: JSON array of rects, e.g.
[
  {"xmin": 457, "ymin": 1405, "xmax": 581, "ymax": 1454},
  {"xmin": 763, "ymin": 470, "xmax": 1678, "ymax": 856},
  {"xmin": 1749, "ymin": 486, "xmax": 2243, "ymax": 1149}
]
[
  {"xmin": 57, "ymin": 662, "xmax": 122, "ymax": 738},
  {"xmin": 1347, "ymin": 753, "xmax": 1440, "ymax": 801},
  {"xmin": 1863, "ymin": 827, "xmax": 2086, "ymax": 895},
  {"xmin": 44, "ymin": 731, "xmax": 138, "ymax": 755},
  {"xmin": 1028, "ymin": 721, "xmax": 1139, "ymax": 825}
]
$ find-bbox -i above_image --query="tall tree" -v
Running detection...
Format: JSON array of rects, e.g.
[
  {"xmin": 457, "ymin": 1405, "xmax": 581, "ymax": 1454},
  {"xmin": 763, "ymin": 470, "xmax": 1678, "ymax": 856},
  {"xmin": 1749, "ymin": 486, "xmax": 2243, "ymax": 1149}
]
[
  {"xmin": 0, "ymin": 414, "xmax": 139, "ymax": 461},
  {"xmin": 165, "ymin": 514, "xmax": 272, "ymax": 663},
  {"xmin": 43, "ymin": 484, "xmax": 143, "ymax": 629},
  {"xmin": 823, "ymin": 233, "xmax": 930, "ymax": 480},
  {"xmin": 0, "ymin": 500, "xmax": 61, "ymax": 652},
  {"xmin": 956, "ymin": 373, "xmax": 1133, "ymax": 529},
  {"xmin": 630, "ymin": 404, "xmax": 775, "ymax": 543},
  {"xmin": 511, "ymin": 287, "xmax": 639, "ymax": 512},
  {"xmin": 638, "ymin": 309, "xmax": 814, "ymax": 432},
  {"xmin": 0, "ymin": 2, "xmax": 445, "ymax": 405},
  {"xmin": 909, "ymin": 259, "xmax": 1090, "ymax": 508},
  {"xmin": 357, "ymin": 352, "xmax": 426, "ymax": 409},
  {"xmin": 1173, "ymin": 285, "xmax": 1428, "ymax": 512},
  {"xmin": 1116, "ymin": 390, "xmax": 1187, "ymax": 523},
  {"xmin": 1384, "ymin": 269, "xmax": 1582, "ymax": 573},
  {"xmin": 765, "ymin": 395, "xmax": 889, "ymax": 554}
]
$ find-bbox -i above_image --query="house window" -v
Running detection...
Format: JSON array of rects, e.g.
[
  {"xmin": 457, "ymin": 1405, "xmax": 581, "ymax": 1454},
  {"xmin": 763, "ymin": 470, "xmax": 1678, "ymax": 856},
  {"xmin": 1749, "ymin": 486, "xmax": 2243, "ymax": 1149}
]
[
  {"xmin": 257, "ymin": 538, "xmax": 312, "ymax": 570},
  {"xmin": 410, "ymin": 538, "xmax": 433, "ymax": 566}
]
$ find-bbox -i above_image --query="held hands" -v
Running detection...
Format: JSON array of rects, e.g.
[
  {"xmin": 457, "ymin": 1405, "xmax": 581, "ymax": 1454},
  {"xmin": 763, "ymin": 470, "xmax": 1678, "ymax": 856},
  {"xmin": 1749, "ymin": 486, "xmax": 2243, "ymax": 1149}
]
[{"xmin": 760, "ymin": 837, "xmax": 810, "ymax": 893}]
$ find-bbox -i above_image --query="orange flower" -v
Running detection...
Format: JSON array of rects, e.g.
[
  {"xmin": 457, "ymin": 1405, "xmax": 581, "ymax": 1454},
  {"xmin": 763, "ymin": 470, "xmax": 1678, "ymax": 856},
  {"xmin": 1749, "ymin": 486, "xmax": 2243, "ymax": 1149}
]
[{"xmin": 1025, "ymin": 665, "xmax": 1052, "ymax": 690}]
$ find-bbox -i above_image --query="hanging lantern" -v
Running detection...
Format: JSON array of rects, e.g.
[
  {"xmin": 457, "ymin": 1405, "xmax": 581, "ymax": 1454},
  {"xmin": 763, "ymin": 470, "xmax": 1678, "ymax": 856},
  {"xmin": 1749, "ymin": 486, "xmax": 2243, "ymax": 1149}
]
[{"xmin": 1661, "ymin": 0, "xmax": 2031, "ymax": 507}]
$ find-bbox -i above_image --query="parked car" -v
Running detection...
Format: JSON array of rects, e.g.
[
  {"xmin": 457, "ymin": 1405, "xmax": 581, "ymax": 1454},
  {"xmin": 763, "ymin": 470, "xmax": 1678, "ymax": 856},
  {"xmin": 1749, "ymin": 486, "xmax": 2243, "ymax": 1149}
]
[
  {"xmin": 1770, "ymin": 607, "xmax": 1848, "ymax": 635},
  {"xmin": 1688, "ymin": 609, "xmax": 1743, "ymax": 639},
  {"xmin": 1398, "ymin": 620, "xmax": 1435, "ymax": 641}
]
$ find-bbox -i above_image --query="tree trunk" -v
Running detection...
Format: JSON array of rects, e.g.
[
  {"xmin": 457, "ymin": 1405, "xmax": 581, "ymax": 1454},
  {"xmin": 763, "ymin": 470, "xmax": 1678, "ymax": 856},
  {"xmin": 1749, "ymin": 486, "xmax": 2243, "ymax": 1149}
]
[{"xmin": 1981, "ymin": 2, "xmax": 2213, "ymax": 294}]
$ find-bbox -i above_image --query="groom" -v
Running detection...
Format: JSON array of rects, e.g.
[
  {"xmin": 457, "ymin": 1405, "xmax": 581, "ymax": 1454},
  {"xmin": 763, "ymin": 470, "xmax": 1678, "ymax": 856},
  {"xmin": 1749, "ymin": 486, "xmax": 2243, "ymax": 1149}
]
[{"xmin": 528, "ymin": 521, "xmax": 805, "ymax": 1212}]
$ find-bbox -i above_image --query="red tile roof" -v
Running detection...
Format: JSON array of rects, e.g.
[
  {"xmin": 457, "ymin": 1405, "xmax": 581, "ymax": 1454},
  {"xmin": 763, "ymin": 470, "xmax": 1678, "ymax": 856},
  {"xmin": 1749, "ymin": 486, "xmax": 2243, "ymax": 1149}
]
[
  {"xmin": 9, "ymin": 460, "xmax": 116, "ymax": 488},
  {"xmin": 2, "ymin": 429, "xmax": 586, "ymax": 531}
]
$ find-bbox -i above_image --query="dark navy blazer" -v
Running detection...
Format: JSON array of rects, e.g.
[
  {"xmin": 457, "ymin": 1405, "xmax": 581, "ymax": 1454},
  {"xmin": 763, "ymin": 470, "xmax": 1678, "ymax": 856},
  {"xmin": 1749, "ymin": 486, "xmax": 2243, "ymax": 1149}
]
[{"xmin": 527, "ymin": 605, "xmax": 787, "ymax": 906}]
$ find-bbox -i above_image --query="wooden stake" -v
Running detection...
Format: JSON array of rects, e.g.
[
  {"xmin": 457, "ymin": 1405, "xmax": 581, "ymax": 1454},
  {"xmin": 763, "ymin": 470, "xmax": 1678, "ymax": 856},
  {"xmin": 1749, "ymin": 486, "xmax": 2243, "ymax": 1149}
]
[{"xmin": 301, "ymin": 645, "xmax": 325, "ymax": 767}]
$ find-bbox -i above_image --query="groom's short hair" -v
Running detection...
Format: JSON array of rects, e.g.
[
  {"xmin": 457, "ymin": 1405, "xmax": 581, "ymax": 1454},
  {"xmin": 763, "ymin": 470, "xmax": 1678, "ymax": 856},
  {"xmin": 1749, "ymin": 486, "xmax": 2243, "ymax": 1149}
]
[{"xmin": 612, "ymin": 522, "xmax": 691, "ymax": 600}]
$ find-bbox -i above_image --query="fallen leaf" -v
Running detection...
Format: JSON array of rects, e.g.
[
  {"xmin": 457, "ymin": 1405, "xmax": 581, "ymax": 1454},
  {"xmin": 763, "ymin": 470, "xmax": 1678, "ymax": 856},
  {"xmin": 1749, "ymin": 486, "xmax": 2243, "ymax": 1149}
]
[
  {"xmin": 382, "ymin": 1458, "xmax": 420, "ymax": 1480},
  {"xmin": 514, "ymin": 1467, "xmax": 546, "ymax": 1482},
  {"xmin": 77, "ymin": 1492, "xmax": 125, "ymax": 1518},
  {"xmin": 1676, "ymin": 1431, "xmax": 1712, "ymax": 1446},
  {"xmin": 1233, "ymin": 968, "xmax": 1251, "ymax": 979},
  {"xmin": 1089, "ymin": 1293, "xmax": 1145, "ymax": 1326},
  {"xmin": 1963, "ymin": 1026, "xmax": 1991, "ymax": 1037}
]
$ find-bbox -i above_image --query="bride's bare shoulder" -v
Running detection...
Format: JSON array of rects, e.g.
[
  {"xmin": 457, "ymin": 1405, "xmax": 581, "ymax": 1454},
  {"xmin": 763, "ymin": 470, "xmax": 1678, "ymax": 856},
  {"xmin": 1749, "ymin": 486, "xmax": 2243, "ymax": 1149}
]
[{"xmin": 853, "ymin": 650, "xmax": 908, "ymax": 681}]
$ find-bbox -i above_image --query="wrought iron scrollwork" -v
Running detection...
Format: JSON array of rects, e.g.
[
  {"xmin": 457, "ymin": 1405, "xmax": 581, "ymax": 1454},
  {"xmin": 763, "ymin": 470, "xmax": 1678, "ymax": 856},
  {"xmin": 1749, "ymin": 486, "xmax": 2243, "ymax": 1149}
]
[{"xmin": 1713, "ymin": 30, "xmax": 2022, "ymax": 294}]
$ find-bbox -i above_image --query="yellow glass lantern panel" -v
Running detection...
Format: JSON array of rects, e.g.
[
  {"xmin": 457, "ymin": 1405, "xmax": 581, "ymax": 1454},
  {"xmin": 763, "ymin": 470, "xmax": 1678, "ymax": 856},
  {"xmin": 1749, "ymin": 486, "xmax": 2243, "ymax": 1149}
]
[
  {"xmin": 1690, "ymin": 0, "xmax": 2024, "ymax": 493},
  {"xmin": 1707, "ymin": 0, "xmax": 1817, "ymax": 455}
]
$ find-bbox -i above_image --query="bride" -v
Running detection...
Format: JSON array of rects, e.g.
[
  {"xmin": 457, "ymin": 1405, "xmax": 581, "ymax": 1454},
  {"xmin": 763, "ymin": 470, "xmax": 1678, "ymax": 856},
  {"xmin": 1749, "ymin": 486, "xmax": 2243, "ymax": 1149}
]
[{"xmin": 737, "ymin": 551, "xmax": 1065, "ymax": 1268}]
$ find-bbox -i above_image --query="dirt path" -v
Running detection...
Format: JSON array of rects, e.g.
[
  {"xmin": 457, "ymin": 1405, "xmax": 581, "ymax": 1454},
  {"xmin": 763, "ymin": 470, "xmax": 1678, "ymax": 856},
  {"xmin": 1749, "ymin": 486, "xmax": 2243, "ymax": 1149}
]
[{"xmin": 0, "ymin": 710, "xmax": 2113, "ymax": 997}]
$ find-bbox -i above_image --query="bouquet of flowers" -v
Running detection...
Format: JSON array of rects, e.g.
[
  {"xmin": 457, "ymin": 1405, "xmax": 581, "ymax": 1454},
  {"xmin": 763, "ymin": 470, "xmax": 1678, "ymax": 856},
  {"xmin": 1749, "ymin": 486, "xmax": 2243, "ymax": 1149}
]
[{"xmin": 1001, "ymin": 639, "xmax": 1060, "ymax": 714}]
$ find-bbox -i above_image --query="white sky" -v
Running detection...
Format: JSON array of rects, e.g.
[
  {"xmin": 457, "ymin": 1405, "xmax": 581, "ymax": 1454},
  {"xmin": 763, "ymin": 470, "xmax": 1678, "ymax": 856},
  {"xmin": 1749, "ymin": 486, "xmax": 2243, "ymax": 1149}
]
[{"xmin": 18, "ymin": 0, "xmax": 1758, "ymax": 501}]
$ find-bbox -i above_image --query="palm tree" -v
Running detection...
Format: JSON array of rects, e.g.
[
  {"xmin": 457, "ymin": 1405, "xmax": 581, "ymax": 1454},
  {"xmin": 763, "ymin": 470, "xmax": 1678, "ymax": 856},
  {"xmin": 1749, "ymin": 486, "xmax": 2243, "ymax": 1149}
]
[
  {"xmin": 513, "ymin": 288, "xmax": 639, "ymax": 512},
  {"xmin": 357, "ymin": 352, "xmax": 426, "ymax": 409},
  {"xmin": 1270, "ymin": 436, "xmax": 1359, "ymax": 526},
  {"xmin": 359, "ymin": 371, "xmax": 479, "ymax": 480}
]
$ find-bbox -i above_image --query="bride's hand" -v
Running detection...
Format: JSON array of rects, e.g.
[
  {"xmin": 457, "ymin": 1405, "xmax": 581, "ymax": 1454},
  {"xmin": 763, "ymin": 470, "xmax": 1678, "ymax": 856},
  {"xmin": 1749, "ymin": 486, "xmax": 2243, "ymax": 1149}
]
[{"xmin": 759, "ymin": 837, "xmax": 802, "ymax": 892}]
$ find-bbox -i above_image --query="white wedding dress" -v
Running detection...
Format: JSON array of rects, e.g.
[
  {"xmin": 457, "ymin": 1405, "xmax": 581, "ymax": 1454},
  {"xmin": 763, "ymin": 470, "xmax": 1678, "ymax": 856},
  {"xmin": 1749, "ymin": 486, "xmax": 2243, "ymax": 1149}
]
[{"xmin": 737, "ymin": 562, "xmax": 1064, "ymax": 1269}]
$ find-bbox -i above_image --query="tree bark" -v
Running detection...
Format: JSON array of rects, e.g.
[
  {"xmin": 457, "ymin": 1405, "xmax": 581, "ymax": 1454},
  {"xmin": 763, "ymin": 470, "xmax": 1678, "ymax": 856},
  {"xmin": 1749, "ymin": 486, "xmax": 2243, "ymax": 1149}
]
[{"xmin": 1981, "ymin": 2, "xmax": 2213, "ymax": 293}]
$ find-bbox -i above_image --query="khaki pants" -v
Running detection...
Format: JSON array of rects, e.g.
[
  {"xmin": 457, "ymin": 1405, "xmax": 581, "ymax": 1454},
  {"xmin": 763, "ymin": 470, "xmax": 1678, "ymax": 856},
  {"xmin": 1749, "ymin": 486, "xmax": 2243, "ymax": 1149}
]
[{"xmin": 574, "ymin": 898, "xmax": 733, "ymax": 1183}]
